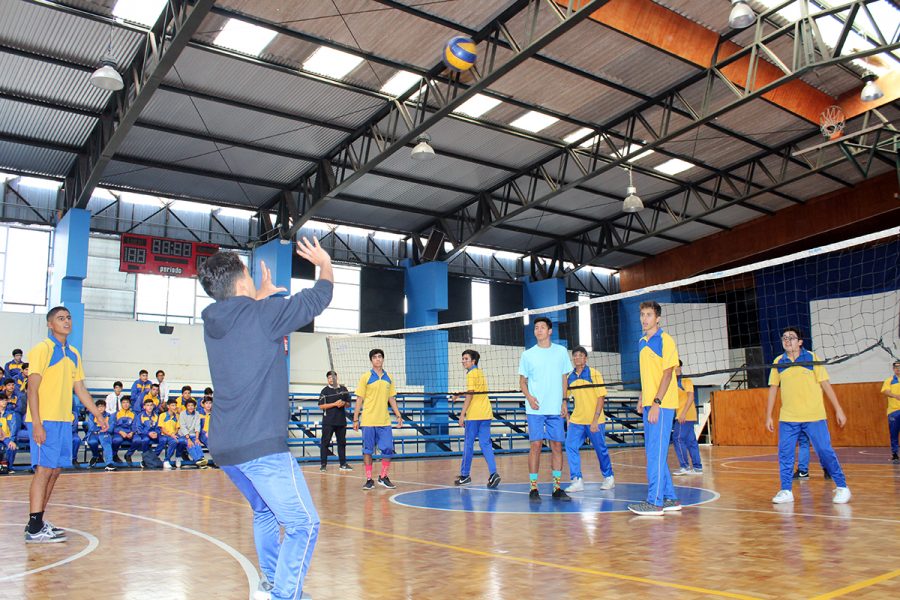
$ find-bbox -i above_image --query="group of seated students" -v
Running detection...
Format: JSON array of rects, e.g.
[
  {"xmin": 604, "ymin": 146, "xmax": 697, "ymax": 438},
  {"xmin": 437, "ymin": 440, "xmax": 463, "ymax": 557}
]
[{"xmin": 0, "ymin": 361, "xmax": 215, "ymax": 473}]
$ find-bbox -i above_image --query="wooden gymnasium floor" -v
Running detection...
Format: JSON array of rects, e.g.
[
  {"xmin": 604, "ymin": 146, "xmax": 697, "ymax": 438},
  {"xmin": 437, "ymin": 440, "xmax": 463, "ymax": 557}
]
[{"xmin": 1, "ymin": 446, "xmax": 899, "ymax": 600}]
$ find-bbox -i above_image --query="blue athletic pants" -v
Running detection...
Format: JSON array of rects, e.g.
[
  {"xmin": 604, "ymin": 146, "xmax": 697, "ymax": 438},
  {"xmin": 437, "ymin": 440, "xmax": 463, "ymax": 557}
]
[
  {"xmin": 459, "ymin": 420, "xmax": 496, "ymax": 477},
  {"xmin": 565, "ymin": 422, "xmax": 613, "ymax": 479},
  {"xmin": 672, "ymin": 420, "xmax": 702, "ymax": 470},
  {"xmin": 223, "ymin": 452, "xmax": 319, "ymax": 600},
  {"xmin": 778, "ymin": 421, "xmax": 846, "ymax": 490},
  {"xmin": 889, "ymin": 410, "xmax": 900, "ymax": 455},
  {"xmin": 643, "ymin": 406, "xmax": 677, "ymax": 505}
]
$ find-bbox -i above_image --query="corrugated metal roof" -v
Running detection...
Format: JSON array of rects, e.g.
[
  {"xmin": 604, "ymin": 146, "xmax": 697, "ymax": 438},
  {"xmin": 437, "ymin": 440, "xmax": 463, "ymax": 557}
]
[
  {"xmin": 341, "ymin": 173, "xmax": 469, "ymax": 212},
  {"xmin": 0, "ymin": 51, "xmax": 111, "ymax": 112},
  {"xmin": 375, "ymin": 149, "xmax": 513, "ymax": 192},
  {"xmin": 626, "ymin": 235, "xmax": 683, "ymax": 255},
  {"xmin": 388, "ymin": 0, "xmax": 512, "ymax": 30},
  {"xmin": 425, "ymin": 117, "xmax": 556, "ymax": 170},
  {"xmin": 504, "ymin": 208, "xmax": 590, "ymax": 237},
  {"xmin": 0, "ymin": 97, "xmax": 96, "ymax": 146},
  {"xmin": 319, "ymin": 198, "xmax": 433, "ymax": 232},
  {"xmin": 652, "ymin": 0, "xmax": 734, "ymax": 35},
  {"xmin": 0, "ymin": 140, "xmax": 75, "ymax": 176}
]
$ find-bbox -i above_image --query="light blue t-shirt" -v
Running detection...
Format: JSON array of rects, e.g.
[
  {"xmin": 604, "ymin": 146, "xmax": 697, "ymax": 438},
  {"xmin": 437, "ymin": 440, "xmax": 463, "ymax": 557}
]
[{"xmin": 518, "ymin": 343, "xmax": 573, "ymax": 415}]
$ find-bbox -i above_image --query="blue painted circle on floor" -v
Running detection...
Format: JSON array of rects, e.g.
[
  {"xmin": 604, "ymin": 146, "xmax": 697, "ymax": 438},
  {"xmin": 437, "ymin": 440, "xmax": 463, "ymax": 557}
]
[{"xmin": 390, "ymin": 482, "xmax": 719, "ymax": 514}]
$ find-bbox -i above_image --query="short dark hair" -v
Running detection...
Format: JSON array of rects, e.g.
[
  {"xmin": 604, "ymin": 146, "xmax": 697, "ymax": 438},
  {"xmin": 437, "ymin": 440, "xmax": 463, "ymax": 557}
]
[
  {"xmin": 185, "ymin": 398, "xmax": 197, "ymax": 407},
  {"xmin": 156, "ymin": 370, "xmax": 165, "ymax": 377},
  {"xmin": 113, "ymin": 381, "xmax": 123, "ymax": 388},
  {"xmin": 182, "ymin": 385, "xmax": 192, "ymax": 393},
  {"xmin": 3, "ymin": 379, "xmax": 13, "ymax": 386},
  {"xmin": 96, "ymin": 399, "xmax": 107, "ymax": 407},
  {"xmin": 139, "ymin": 369, "xmax": 148, "ymax": 376},
  {"xmin": 45, "ymin": 307, "xmax": 69, "ymax": 322},
  {"xmin": 204, "ymin": 387, "xmax": 213, "ymax": 395},
  {"xmin": 782, "ymin": 326, "xmax": 802, "ymax": 339},
  {"xmin": 121, "ymin": 396, "xmax": 131, "ymax": 404},
  {"xmin": 326, "ymin": 370, "xmax": 337, "ymax": 378},
  {"xmin": 166, "ymin": 399, "xmax": 177, "ymax": 406},
  {"xmin": 462, "ymin": 349, "xmax": 480, "ymax": 365},
  {"xmin": 533, "ymin": 316, "xmax": 552, "ymax": 330},
  {"xmin": 198, "ymin": 251, "xmax": 246, "ymax": 301},
  {"xmin": 572, "ymin": 346, "xmax": 588, "ymax": 356},
  {"xmin": 202, "ymin": 397, "xmax": 213, "ymax": 404},
  {"xmin": 143, "ymin": 399, "xmax": 154, "ymax": 406},
  {"xmin": 639, "ymin": 301, "xmax": 662, "ymax": 317},
  {"xmin": 679, "ymin": 359, "xmax": 683, "ymax": 367},
  {"xmin": 369, "ymin": 348, "xmax": 384, "ymax": 361},
  {"xmin": 150, "ymin": 383, "xmax": 159, "ymax": 389},
  {"xmin": 21, "ymin": 363, "xmax": 28, "ymax": 369},
  {"xmin": 12, "ymin": 348, "xmax": 22, "ymax": 356}
]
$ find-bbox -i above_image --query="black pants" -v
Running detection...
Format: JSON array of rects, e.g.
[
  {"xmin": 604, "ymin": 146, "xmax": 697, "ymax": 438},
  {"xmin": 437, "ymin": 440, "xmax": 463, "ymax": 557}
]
[{"xmin": 320, "ymin": 424, "xmax": 347, "ymax": 467}]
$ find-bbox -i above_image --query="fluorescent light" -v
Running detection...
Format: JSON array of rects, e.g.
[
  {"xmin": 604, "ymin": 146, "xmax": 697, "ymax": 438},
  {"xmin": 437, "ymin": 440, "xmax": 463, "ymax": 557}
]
[
  {"xmin": 113, "ymin": 0, "xmax": 168, "ymax": 27},
  {"xmin": 303, "ymin": 47, "xmax": 363, "ymax": 79},
  {"xmin": 380, "ymin": 71, "xmax": 423, "ymax": 97},
  {"xmin": 510, "ymin": 111, "xmax": 559, "ymax": 133},
  {"xmin": 653, "ymin": 158, "xmax": 694, "ymax": 176},
  {"xmin": 452, "ymin": 94, "xmax": 501, "ymax": 118},
  {"xmin": 564, "ymin": 127, "xmax": 598, "ymax": 148},
  {"xmin": 17, "ymin": 177, "xmax": 61, "ymax": 190},
  {"xmin": 214, "ymin": 19, "xmax": 277, "ymax": 57},
  {"xmin": 610, "ymin": 143, "xmax": 654, "ymax": 162}
]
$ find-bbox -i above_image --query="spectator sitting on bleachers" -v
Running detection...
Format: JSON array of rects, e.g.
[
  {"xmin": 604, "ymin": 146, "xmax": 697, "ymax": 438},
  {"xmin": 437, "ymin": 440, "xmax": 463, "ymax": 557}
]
[
  {"xmin": 112, "ymin": 397, "xmax": 136, "ymax": 464},
  {"xmin": 177, "ymin": 385, "xmax": 195, "ymax": 414},
  {"xmin": 156, "ymin": 370, "xmax": 170, "ymax": 408},
  {"xmin": 1, "ymin": 378, "xmax": 24, "ymax": 414},
  {"xmin": 14, "ymin": 363, "xmax": 27, "ymax": 397},
  {"xmin": 105, "ymin": 381, "xmax": 125, "ymax": 417},
  {"xmin": 0, "ymin": 397, "xmax": 18, "ymax": 474},
  {"xmin": 178, "ymin": 399, "xmax": 208, "ymax": 468},
  {"xmin": 130, "ymin": 370, "xmax": 151, "ymax": 408},
  {"xmin": 144, "ymin": 383, "xmax": 162, "ymax": 414},
  {"xmin": 199, "ymin": 396, "xmax": 212, "ymax": 448},
  {"xmin": 156, "ymin": 399, "xmax": 180, "ymax": 469},
  {"xmin": 132, "ymin": 398, "xmax": 159, "ymax": 466},
  {"xmin": 86, "ymin": 399, "xmax": 116, "ymax": 471},
  {"xmin": 4, "ymin": 348, "xmax": 24, "ymax": 381},
  {"xmin": 1, "ymin": 386, "xmax": 22, "ymax": 441}
]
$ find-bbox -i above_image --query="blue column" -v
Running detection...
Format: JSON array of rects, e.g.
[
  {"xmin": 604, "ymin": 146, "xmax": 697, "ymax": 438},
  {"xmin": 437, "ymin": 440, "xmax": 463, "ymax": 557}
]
[
  {"xmin": 50, "ymin": 208, "xmax": 90, "ymax": 352},
  {"xmin": 521, "ymin": 276, "xmax": 567, "ymax": 347},
  {"xmin": 618, "ymin": 291, "xmax": 672, "ymax": 389},
  {"xmin": 251, "ymin": 239, "xmax": 293, "ymax": 372},
  {"xmin": 403, "ymin": 260, "xmax": 448, "ymax": 453}
]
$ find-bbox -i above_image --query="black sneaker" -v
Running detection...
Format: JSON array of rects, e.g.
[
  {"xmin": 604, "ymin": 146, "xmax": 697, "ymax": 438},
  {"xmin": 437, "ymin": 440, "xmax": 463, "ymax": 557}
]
[
  {"xmin": 319, "ymin": 466, "xmax": 327, "ymax": 472},
  {"xmin": 552, "ymin": 488, "xmax": 572, "ymax": 502},
  {"xmin": 363, "ymin": 479, "xmax": 375, "ymax": 491},
  {"xmin": 378, "ymin": 476, "xmax": 396, "ymax": 489},
  {"xmin": 823, "ymin": 469, "xmax": 832, "ymax": 480},
  {"xmin": 529, "ymin": 488, "xmax": 541, "ymax": 502},
  {"xmin": 104, "ymin": 464, "xmax": 117, "ymax": 471},
  {"xmin": 125, "ymin": 455, "xmax": 133, "ymax": 467},
  {"xmin": 793, "ymin": 470, "xmax": 809, "ymax": 479},
  {"xmin": 892, "ymin": 453, "xmax": 899, "ymax": 463},
  {"xmin": 89, "ymin": 457, "xmax": 99, "ymax": 468},
  {"xmin": 113, "ymin": 453, "xmax": 122, "ymax": 463},
  {"xmin": 339, "ymin": 464, "xmax": 353, "ymax": 471},
  {"xmin": 454, "ymin": 475, "xmax": 472, "ymax": 486},
  {"xmin": 487, "ymin": 472, "xmax": 501, "ymax": 489}
]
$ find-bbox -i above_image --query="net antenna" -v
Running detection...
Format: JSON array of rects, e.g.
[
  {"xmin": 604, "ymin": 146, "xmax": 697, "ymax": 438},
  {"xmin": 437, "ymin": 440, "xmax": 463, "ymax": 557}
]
[{"xmin": 819, "ymin": 105, "xmax": 845, "ymax": 139}]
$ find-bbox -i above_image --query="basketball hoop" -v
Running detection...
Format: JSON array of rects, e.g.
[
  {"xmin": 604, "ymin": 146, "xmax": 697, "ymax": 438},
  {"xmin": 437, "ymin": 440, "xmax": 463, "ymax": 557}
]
[{"xmin": 819, "ymin": 105, "xmax": 845, "ymax": 139}]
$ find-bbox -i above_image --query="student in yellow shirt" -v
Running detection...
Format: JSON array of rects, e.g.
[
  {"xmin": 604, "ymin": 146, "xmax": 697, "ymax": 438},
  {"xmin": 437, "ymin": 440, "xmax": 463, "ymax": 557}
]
[
  {"xmin": 879, "ymin": 360, "xmax": 900, "ymax": 463},
  {"xmin": 564, "ymin": 346, "xmax": 614, "ymax": 493},
  {"xmin": 156, "ymin": 399, "xmax": 181, "ymax": 469},
  {"xmin": 672, "ymin": 361, "xmax": 702, "ymax": 476},
  {"xmin": 451, "ymin": 350, "xmax": 500, "ymax": 488},
  {"xmin": 353, "ymin": 349, "xmax": 403, "ymax": 491},
  {"xmin": 766, "ymin": 327, "xmax": 850, "ymax": 504},
  {"xmin": 0, "ymin": 396, "xmax": 18, "ymax": 474},
  {"xmin": 144, "ymin": 383, "xmax": 161, "ymax": 414}
]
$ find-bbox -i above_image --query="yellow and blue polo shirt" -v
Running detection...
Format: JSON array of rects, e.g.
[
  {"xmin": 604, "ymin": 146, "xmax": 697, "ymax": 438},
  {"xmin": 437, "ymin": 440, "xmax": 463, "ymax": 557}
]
[
  {"xmin": 25, "ymin": 338, "xmax": 85, "ymax": 423},
  {"xmin": 202, "ymin": 410, "xmax": 211, "ymax": 433},
  {"xmin": 356, "ymin": 369, "xmax": 396, "ymax": 427},
  {"xmin": 0, "ymin": 411, "xmax": 12, "ymax": 440},
  {"xmin": 639, "ymin": 329, "xmax": 680, "ymax": 409},
  {"xmin": 880, "ymin": 376, "xmax": 900, "ymax": 415},
  {"xmin": 156, "ymin": 411, "xmax": 180, "ymax": 437},
  {"xmin": 677, "ymin": 376, "xmax": 697, "ymax": 421},
  {"xmin": 568, "ymin": 367, "xmax": 608, "ymax": 425},
  {"xmin": 768, "ymin": 349, "xmax": 829, "ymax": 422},
  {"xmin": 463, "ymin": 366, "xmax": 491, "ymax": 421}
]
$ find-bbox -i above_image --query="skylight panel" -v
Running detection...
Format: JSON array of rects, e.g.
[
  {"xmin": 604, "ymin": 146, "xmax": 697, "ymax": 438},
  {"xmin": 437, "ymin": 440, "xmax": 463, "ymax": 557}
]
[
  {"xmin": 564, "ymin": 127, "xmax": 598, "ymax": 148},
  {"xmin": 380, "ymin": 71, "xmax": 423, "ymax": 97},
  {"xmin": 214, "ymin": 19, "xmax": 277, "ymax": 57},
  {"xmin": 303, "ymin": 47, "xmax": 364, "ymax": 79},
  {"xmin": 610, "ymin": 143, "xmax": 654, "ymax": 162},
  {"xmin": 510, "ymin": 111, "xmax": 559, "ymax": 133},
  {"xmin": 452, "ymin": 94, "xmax": 501, "ymax": 118},
  {"xmin": 653, "ymin": 158, "xmax": 695, "ymax": 176},
  {"xmin": 112, "ymin": 0, "xmax": 168, "ymax": 27}
]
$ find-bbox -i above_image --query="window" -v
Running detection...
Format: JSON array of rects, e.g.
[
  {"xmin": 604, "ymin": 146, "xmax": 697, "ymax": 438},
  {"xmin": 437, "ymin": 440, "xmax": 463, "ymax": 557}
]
[
  {"xmin": 2, "ymin": 226, "xmax": 50, "ymax": 311},
  {"xmin": 292, "ymin": 265, "xmax": 360, "ymax": 334},
  {"xmin": 578, "ymin": 294, "xmax": 593, "ymax": 352},
  {"xmin": 472, "ymin": 281, "xmax": 491, "ymax": 344}
]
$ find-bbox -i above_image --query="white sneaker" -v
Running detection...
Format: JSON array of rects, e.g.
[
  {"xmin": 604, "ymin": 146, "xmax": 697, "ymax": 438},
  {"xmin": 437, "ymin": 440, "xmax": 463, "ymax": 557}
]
[
  {"xmin": 254, "ymin": 578, "xmax": 273, "ymax": 600},
  {"xmin": 163, "ymin": 461, "xmax": 172, "ymax": 470},
  {"xmin": 673, "ymin": 467, "xmax": 691, "ymax": 476},
  {"xmin": 832, "ymin": 487, "xmax": 852, "ymax": 504},
  {"xmin": 599, "ymin": 476, "xmax": 615, "ymax": 490},
  {"xmin": 772, "ymin": 489, "xmax": 794, "ymax": 504},
  {"xmin": 565, "ymin": 477, "xmax": 584, "ymax": 493},
  {"xmin": 175, "ymin": 459, "xmax": 182, "ymax": 469}
]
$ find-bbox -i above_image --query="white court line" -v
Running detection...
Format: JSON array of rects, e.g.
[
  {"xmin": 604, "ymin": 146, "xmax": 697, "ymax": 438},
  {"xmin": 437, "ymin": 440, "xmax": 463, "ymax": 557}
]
[
  {"xmin": 0, "ymin": 500, "xmax": 258, "ymax": 600},
  {"xmin": 692, "ymin": 504, "xmax": 900, "ymax": 524},
  {"xmin": 0, "ymin": 524, "xmax": 99, "ymax": 582}
]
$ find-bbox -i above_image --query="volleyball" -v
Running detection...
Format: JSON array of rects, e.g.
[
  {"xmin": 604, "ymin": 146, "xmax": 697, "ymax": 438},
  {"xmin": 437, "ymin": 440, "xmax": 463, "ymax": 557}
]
[{"xmin": 443, "ymin": 36, "xmax": 478, "ymax": 72}]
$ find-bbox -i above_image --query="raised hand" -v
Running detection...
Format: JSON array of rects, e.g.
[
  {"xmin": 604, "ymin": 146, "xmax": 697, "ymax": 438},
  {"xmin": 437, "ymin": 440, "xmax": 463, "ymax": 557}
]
[
  {"xmin": 255, "ymin": 260, "xmax": 287, "ymax": 300},
  {"xmin": 296, "ymin": 237, "xmax": 331, "ymax": 268}
]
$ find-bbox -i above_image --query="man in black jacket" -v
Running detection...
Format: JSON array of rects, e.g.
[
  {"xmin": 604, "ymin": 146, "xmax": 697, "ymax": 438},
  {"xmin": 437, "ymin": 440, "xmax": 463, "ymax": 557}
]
[
  {"xmin": 198, "ymin": 237, "xmax": 333, "ymax": 600},
  {"xmin": 319, "ymin": 371, "xmax": 352, "ymax": 472}
]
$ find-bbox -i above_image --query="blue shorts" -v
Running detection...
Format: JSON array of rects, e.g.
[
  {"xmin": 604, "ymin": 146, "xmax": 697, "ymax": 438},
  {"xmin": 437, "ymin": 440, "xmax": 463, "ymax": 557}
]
[
  {"xmin": 361, "ymin": 426, "xmax": 394, "ymax": 456},
  {"xmin": 27, "ymin": 421, "xmax": 73, "ymax": 469},
  {"xmin": 527, "ymin": 414, "xmax": 565, "ymax": 442}
]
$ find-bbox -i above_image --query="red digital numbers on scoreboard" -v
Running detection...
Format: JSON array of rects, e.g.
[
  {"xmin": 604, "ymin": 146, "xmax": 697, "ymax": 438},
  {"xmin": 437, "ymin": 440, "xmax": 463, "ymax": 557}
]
[{"xmin": 119, "ymin": 234, "xmax": 218, "ymax": 278}]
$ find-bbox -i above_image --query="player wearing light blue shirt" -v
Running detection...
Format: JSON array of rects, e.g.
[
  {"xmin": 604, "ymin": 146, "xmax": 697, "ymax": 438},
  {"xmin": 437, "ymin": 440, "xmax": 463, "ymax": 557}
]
[{"xmin": 518, "ymin": 317, "xmax": 573, "ymax": 502}]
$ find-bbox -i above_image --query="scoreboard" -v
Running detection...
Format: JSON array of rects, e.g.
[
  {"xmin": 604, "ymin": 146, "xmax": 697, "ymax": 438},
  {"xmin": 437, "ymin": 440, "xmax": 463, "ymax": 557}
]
[{"xmin": 119, "ymin": 234, "xmax": 218, "ymax": 278}]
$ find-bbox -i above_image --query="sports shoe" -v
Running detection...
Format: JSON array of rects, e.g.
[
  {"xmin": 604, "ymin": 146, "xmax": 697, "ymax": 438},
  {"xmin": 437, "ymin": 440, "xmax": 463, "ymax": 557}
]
[
  {"xmin": 454, "ymin": 475, "xmax": 471, "ymax": 486},
  {"xmin": 627, "ymin": 502, "xmax": 664, "ymax": 516},
  {"xmin": 339, "ymin": 464, "xmax": 353, "ymax": 471},
  {"xmin": 832, "ymin": 487, "xmax": 852, "ymax": 504},
  {"xmin": 0, "ymin": 464, "xmax": 8, "ymax": 475},
  {"xmin": 43, "ymin": 521, "xmax": 64, "ymax": 535},
  {"xmin": 823, "ymin": 469, "xmax": 831, "ymax": 480},
  {"xmin": 672, "ymin": 467, "xmax": 691, "ymax": 476},
  {"xmin": 378, "ymin": 476, "xmax": 396, "ymax": 489},
  {"xmin": 319, "ymin": 466, "xmax": 327, "ymax": 472},
  {"xmin": 565, "ymin": 477, "xmax": 584, "ymax": 493},
  {"xmin": 104, "ymin": 464, "xmax": 117, "ymax": 471},
  {"xmin": 362, "ymin": 479, "xmax": 375, "ymax": 491},
  {"xmin": 662, "ymin": 499, "xmax": 682, "ymax": 512},
  {"xmin": 125, "ymin": 455, "xmax": 133, "ymax": 467},
  {"xmin": 24, "ymin": 522, "xmax": 66, "ymax": 544},
  {"xmin": 772, "ymin": 489, "xmax": 794, "ymax": 503},
  {"xmin": 175, "ymin": 459, "xmax": 182, "ymax": 469},
  {"xmin": 529, "ymin": 488, "xmax": 541, "ymax": 502},
  {"xmin": 254, "ymin": 578, "xmax": 273, "ymax": 600},
  {"xmin": 113, "ymin": 453, "xmax": 122, "ymax": 463},
  {"xmin": 552, "ymin": 488, "xmax": 572, "ymax": 502},
  {"xmin": 691, "ymin": 467, "xmax": 703, "ymax": 474},
  {"xmin": 793, "ymin": 470, "xmax": 809, "ymax": 479},
  {"xmin": 891, "ymin": 452, "xmax": 899, "ymax": 463},
  {"xmin": 89, "ymin": 456, "xmax": 99, "ymax": 468},
  {"xmin": 196, "ymin": 457, "xmax": 208, "ymax": 468},
  {"xmin": 599, "ymin": 476, "xmax": 615, "ymax": 490},
  {"xmin": 487, "ymin": 472, "xmax": 501, "ymax": 489},
  {"xmin": 162, "ymin": 461, "xmax": 172, "ymax": 470}
]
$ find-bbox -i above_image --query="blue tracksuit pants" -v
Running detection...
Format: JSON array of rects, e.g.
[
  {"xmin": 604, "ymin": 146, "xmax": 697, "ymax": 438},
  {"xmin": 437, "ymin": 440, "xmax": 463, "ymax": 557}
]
[
  {"xmin": 459, "ymin": 420, "xmax": 496, "ymax": 477},
  {"xmin": 643, "ymin": 406, "xmax": 677, "ymax": 505},
  {"xmin": 565, "ymin": 422, "xmax": 613, "ymax": 479},
  {"xmin": 778, "ymin": 421, "xmax": 846, "ymax": 490}
]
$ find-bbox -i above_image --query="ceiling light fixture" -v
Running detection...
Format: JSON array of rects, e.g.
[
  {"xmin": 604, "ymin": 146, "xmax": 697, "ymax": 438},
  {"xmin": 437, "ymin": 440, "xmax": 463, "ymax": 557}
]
[
  {"xmin": 622, "ymin": 168, "xmax": 643, "ymax": 213},
  {"xmin": 729, "ymin": 0, "xmax": 756, "ymax": 29},
  {"xmin": 860, "ymin": 74, "xmax": 884, "ymax": 102},
  {"xmin": 411, "ymin": 134, "xmax": 435, "ymax": 161},
  {"xmin": 89, "ymin": 27, "xmax": 124, "ymax": 91}
]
